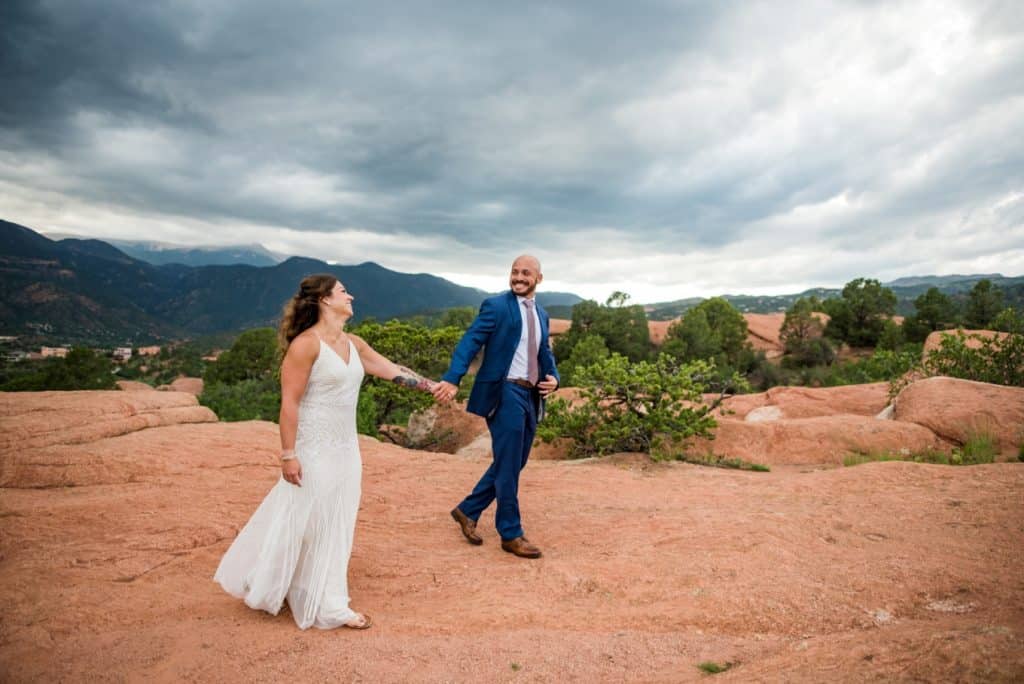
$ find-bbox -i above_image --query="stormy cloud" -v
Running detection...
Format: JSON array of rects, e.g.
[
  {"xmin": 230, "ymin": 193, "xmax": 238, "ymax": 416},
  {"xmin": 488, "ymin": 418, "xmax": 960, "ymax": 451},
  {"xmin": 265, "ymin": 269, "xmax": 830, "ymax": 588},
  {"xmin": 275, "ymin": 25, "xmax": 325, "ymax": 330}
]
[{"xmin": 1, "ymin": 0, "xmax": 1022, "ymax": 301}]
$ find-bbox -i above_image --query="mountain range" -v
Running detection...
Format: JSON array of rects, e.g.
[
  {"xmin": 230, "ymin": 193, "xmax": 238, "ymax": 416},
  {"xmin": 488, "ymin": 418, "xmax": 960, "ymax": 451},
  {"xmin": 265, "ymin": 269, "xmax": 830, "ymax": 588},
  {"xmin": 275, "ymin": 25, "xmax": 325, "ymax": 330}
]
[
  {"xmin": 0, "ymin": 220, "xmax": 581, "ymax": 344},
  {"xmin": 643, "ymin": 278, "xmax": 1024, "ymax": 320},
  {"xmin": 2, "ymin": 218, "xmax": 1020, "ymax": 344},
  {"xmin": 105, "ymin": 240, "xmax": 284, "ymax": 268}
]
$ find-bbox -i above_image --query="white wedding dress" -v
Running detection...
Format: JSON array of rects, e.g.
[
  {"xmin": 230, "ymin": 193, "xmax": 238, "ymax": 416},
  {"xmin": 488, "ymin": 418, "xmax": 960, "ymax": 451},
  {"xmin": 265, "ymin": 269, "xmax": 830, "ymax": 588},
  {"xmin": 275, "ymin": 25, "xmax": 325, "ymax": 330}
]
[{"xmin": 214, "ymin": 338, "xmax": 365, "ymax": 629}]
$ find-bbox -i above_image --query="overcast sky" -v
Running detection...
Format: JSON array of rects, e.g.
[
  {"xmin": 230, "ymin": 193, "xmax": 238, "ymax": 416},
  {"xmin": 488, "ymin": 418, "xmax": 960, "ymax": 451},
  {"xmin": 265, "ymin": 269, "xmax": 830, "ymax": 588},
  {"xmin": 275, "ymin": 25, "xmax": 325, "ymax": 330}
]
[{"xmin": 2, "ymin": 0, "xmax": 1022, "ymax": 302}]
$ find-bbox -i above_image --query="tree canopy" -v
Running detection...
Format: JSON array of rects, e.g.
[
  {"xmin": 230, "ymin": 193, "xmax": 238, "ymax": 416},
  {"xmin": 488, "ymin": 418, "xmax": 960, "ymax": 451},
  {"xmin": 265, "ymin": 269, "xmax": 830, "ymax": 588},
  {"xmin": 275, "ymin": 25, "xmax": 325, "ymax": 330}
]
[
  {"xmin": 662, "ymin": 297, "xmax": 750, "ymax": 368},
  {"xmin": 965, "ymin": 279, "xmax": 1004, "ymax": 328},
  {"xmin": 553, "ymin": 297, "xmax": 652, "ymax": 367},
  {"xmin": 822, "ymin": 278, "xmax": 897, "ymax": 347}
]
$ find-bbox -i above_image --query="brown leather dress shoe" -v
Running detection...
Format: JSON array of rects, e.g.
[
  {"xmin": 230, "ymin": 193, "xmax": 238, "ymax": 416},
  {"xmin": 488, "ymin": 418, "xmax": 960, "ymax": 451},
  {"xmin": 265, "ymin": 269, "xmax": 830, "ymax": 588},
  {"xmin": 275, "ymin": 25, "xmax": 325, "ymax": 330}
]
[
  {"xmin": 450, "ymin": 507, "xmax": 483, "ymax": 545},
  {"xmin": 501, "ymin": 536, "xmax": 542, "ymax": 558}
]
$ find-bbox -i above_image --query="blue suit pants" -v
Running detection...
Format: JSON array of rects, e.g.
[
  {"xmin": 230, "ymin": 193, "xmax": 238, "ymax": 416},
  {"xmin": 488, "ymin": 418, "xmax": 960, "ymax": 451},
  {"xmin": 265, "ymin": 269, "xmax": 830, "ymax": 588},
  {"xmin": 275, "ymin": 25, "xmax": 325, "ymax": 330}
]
[{"xmin": 457, "ymin": 382, "xmax": 537, "ymax": 541}]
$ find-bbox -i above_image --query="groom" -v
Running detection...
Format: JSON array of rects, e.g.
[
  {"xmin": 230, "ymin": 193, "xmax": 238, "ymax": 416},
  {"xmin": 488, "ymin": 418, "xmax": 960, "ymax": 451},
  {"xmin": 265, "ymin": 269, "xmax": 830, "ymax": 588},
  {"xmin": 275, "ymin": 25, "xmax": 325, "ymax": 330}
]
[{"xmin": 434, "ymin": 255, "xmax": 559, "ymax": 558}]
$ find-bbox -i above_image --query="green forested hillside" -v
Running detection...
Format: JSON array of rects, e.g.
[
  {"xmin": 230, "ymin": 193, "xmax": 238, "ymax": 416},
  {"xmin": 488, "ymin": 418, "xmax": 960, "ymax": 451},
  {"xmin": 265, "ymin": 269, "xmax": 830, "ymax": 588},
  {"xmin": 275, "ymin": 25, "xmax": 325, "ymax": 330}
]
[
  {"xmin": 0, "ymin": 219, "xmax": 581, "ymax": 345},
  {"xmin": 644, "ymin": 278, "xmax": 1024, "ymax": 320}
]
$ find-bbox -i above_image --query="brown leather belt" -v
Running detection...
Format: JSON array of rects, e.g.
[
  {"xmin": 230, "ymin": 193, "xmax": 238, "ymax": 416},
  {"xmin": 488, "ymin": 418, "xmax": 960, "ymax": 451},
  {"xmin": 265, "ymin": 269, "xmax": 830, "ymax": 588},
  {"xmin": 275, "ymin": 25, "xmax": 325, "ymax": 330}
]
[{"xmin": 505, "ymin": 378, "xmax": 536, "ymax": 389}]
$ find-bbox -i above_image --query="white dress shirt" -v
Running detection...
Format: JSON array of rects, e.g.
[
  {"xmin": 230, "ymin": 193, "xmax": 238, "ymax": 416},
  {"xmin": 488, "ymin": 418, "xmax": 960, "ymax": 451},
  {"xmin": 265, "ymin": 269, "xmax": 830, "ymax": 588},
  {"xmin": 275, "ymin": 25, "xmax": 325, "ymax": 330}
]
[{"xmin": 507, "ymin": 295, "xmax": 542, "ymax": 381}]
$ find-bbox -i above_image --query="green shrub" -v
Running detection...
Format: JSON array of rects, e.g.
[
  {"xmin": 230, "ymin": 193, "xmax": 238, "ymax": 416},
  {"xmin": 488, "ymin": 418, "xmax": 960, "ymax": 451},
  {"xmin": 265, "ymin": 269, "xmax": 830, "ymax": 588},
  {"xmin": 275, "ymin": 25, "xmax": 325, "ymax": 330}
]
[
  {"xmin": 349, "ymin": 320, "xmax": 462, "ymax": 428},
  {"xmin": 0, "ymin": 348, "xmax": 115, "ymax": 391},
  {"xmin": 781, "ymin": 337, "xmax": 835, "ymax": 369},
  {"xmin": 890, "ymin": 328, "xmax": 1024, "ymax": 397},
  {"xmin": 204, "ymin": 328, "xmax": 279, "ymax": 385},
  {"xmin": 200, "ymin": 377, "xmax": 281, "ymax": 422},
  {"xmin": 536, "ymin": 353, "xmax": 722, "ymax": 458},
  {"xmin": 697, "ymin": 661, "xmax": 732, "ymax": 674},
  {"xmin": 824, "ymin": 349, "xmax": 919, "ymax": 386},
  {"xmin": 663, "ymin": 297, "xmax": 750, "ymax": 369},
  {"xmin": 553, "ymin": 297, "xmax": 652, "ymax": 363},
  {"xmin": 912, "ymin": 330, "xmax": 1023, "ymax": 387},
  {"xmin": 356, "ymin": 387, "xmax": 381, "ymax": 437},
  {"xmin": 115, "ymin": 343, "xmax": 206, "ymax": 385},
  {"xmin": 875, "ymin": 319, "xmax": 905, "ymax": 351},
  {"xmin": 822, "ymin": 278, "xmax": 897, "ymax": 347},
  {"xmin": 560, "ymin": 333, "xmax": 610, "ymax": 387}
]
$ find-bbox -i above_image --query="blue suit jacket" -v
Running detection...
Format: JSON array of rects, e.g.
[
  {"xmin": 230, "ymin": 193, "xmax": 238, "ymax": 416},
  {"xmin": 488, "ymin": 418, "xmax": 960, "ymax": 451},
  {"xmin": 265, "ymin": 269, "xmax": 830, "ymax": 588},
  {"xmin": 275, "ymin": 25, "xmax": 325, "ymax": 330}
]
[{"xmin": 442, "ymin": 291, "xmax": 559, "ymax": 418}]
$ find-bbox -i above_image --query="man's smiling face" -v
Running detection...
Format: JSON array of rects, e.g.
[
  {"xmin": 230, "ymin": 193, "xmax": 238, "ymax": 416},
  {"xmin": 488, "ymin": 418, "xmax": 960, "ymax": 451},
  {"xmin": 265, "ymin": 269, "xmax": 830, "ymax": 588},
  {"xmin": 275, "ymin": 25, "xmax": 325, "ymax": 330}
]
[{"xmin": 509, "ymin": 256, "xmax": 542, "ymax": 297}]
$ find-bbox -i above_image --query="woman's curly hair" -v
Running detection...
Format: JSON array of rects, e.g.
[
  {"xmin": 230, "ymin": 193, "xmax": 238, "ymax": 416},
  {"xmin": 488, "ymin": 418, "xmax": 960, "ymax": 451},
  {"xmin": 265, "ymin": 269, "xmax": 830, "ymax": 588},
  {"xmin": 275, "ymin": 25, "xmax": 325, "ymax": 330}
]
[{"xmin": 278, "ymin": 274, "xmax": 338, "ymax": 352}]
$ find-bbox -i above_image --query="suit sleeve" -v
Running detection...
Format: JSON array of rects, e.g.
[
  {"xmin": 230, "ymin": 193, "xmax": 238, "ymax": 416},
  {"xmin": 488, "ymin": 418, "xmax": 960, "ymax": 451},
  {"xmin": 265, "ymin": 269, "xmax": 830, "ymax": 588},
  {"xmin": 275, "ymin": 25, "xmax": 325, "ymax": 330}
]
[{"xmin": 441, "ymin": 298, "xmax": 498, "ymax": 385}]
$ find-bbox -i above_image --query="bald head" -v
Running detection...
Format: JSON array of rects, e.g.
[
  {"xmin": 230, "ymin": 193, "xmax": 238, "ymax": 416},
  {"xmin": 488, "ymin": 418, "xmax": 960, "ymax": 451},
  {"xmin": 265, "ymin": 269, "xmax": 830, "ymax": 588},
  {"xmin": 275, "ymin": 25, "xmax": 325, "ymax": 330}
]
[
  {"xmin": 509, "ymin": 254, "xmax": 543, "ymax": 298},
  {"xmin": 512, "ymin": 254, "xmax": 541, "ymax": 273}
]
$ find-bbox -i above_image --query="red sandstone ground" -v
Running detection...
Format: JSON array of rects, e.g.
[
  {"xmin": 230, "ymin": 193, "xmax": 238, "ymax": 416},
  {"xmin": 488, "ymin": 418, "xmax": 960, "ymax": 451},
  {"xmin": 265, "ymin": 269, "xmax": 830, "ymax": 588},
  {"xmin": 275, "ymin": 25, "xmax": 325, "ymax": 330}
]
[{"xmin": 1, "ymin": 392, "xmax": 1023, "ymax": 682}]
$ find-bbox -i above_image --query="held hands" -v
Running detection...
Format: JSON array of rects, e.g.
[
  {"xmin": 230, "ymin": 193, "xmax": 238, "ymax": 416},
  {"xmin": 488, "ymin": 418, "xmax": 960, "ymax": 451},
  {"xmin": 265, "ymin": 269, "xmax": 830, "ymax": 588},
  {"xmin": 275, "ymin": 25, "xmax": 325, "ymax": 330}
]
[
  {"xmin": 537, "ymin": 374, "xmax": 558, "ymax": 397},
  {"xmin": 433, "ymin": 380, "xmax": 458, "ymax": 403}
]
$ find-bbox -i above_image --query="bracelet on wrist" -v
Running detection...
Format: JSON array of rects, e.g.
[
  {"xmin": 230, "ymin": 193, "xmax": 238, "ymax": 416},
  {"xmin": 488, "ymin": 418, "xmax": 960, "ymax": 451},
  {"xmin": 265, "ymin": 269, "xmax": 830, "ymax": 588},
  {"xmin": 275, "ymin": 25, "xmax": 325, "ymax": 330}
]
[{"xmin": 280, "ymin": 449, "xmax": 296, "ymax": 461}]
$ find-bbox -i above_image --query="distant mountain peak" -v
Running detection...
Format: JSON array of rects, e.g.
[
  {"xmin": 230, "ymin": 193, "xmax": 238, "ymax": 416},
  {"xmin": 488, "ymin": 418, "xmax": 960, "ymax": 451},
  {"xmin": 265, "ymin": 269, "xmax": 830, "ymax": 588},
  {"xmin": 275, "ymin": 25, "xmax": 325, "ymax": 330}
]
[
  {"xmin": 103, "ymin": 239, "xmax": 284, "ymax": 268},
  {"xmin": 883, "ymin": 274, "xmax": 1004, "ymax": 288}
]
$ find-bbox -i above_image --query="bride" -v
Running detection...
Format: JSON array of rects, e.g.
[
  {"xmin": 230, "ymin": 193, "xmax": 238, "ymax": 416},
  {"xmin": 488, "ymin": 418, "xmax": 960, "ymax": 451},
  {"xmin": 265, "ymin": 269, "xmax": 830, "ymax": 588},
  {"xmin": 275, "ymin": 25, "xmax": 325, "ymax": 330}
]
[{"xmin": 214, "ymin": 273, "xmax": 442, "ymax": 629}]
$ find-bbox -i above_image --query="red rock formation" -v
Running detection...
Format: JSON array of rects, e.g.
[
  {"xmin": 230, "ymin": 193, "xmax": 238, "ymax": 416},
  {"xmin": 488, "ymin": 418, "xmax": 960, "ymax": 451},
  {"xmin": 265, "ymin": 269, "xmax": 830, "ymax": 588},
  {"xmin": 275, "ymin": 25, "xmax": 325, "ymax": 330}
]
[
  {"xmin": 159, "ymin": 377, "xmax": 204, "ymax": 396},
  {"xmin": 893, "ymin": 376, "xmax": 1024, "ymax": 455},
  {"xmin": 405, "ymin": 401, "xmax": 487, "ymax": 453},
  {"xmin": 0, "ymin": 390, "xmax": 217, "ymax": 453},
  {"xmin": 694, "ymin": 414, "xmax": 947, "ymax": 465},
  {"xmin": 717, "ymin": 383, "xmax": 890, "ymax": 420}
]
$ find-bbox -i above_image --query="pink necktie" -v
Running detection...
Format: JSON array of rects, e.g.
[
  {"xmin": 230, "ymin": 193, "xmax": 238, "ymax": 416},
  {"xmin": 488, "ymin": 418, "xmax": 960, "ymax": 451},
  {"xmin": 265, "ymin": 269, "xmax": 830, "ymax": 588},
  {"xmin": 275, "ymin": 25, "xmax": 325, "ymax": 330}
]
[{"xmin": 523, "ymin": 299, "xmax": 539, "ymax": 385}]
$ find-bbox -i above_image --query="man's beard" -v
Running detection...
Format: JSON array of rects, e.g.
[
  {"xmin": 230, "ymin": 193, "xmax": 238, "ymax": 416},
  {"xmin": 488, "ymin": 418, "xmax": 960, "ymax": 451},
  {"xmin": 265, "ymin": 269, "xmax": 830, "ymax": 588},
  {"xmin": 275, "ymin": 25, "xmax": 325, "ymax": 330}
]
[{"xmin": 511, "ymin": 281, "xmax": 536, "ymax": 295}]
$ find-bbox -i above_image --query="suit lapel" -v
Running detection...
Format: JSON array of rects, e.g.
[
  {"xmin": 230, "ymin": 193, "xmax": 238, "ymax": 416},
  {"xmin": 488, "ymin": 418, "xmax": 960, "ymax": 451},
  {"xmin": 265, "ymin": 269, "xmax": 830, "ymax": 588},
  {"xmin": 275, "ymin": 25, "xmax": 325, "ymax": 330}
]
[{"xmin": 506, "ymin": 290, "xmax": 522, "ymax": 340}]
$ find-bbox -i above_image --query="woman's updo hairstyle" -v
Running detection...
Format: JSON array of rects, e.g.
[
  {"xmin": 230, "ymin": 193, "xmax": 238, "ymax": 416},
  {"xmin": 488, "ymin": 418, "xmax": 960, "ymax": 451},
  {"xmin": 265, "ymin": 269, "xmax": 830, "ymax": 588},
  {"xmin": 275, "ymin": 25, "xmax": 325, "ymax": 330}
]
[{"xmin": 278, "ymin": 274, "xmax": 338, "ymax": 351}]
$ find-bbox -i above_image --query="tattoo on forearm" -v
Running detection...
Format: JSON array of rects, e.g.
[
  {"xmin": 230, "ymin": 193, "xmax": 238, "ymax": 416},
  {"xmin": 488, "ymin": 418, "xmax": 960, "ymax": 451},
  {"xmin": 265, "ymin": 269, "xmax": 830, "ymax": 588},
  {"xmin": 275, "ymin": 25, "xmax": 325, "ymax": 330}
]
[{"xmin": 392, "ymin": 366, "xmax": 437, "ymax": 392}]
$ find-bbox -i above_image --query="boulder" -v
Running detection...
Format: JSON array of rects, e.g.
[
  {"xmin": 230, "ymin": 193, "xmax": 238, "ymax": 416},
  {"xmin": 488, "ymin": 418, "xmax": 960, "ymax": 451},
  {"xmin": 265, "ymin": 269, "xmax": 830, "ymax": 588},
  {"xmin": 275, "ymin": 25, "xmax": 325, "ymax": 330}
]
[
  {"xmin": 161, "ymin": 377, "xmax": 204, "ymax": 396},
  {"xmin": 0, "ymin": 390, "xmax": 218, "ymax": 453},
  {"xmin": 718, "ymin": 383, "xmax": 890, "ymax": 420},
  {"xmin": 405, "ymin": 401, "xmax": 487, "ymax": 453},
  {"xmin": 694, "ymin": 414, "xmax": 947, "ymax": 465},
  {"xmin": 893, "ymin": 376, "xmax": 1024, "ymax": 455}
]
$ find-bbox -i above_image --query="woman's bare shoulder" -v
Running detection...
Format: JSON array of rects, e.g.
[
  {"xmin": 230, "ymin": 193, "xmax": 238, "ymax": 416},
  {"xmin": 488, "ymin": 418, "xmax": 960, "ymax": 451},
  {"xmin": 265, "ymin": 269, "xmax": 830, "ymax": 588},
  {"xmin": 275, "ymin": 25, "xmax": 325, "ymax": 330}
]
[{"xmin": 285, "ymin": 330, "xmax": 321, "ymax": 363}]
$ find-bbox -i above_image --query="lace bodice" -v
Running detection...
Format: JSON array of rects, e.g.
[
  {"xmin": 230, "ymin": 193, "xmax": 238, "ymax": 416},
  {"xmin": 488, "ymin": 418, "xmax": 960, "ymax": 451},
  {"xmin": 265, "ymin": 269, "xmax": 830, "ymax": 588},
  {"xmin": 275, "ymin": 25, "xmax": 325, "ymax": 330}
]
[{"xmin": 295, "ymin": 339, "xmax": 364, "ymax": 455}]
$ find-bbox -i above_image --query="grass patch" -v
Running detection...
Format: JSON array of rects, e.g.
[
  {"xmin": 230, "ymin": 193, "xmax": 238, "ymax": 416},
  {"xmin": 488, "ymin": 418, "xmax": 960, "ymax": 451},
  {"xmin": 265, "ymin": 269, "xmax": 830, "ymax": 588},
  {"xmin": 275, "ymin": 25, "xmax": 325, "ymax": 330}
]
[
  {"xmin": 844, "ymin": 432, "xmax": 999, "ymax": 467},
  {"xmin": 842, "ymin": 450, "xmax": 905, "ymax": 467},
  {"xmin": 960, "ymin": 430, "xmax": 997, "ymax": 465},
  {"xmin": 510, "ymin": 662, "xmax": 521, "ymax": 672},
  {"xmin": 697, "ymin": 661, "xmax": 733, "ymax": 674},
  {"xmin": 674, "ymin": 453, "xmax": 770, "ymax": 472}
]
